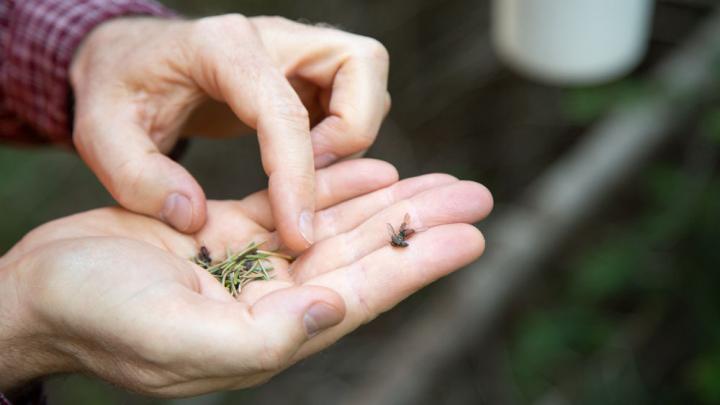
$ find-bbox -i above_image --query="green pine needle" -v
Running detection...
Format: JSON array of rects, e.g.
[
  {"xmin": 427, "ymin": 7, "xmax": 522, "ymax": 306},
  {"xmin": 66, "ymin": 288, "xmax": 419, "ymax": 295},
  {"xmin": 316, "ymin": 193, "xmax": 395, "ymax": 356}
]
[{"xmin": 191, "ymin": 241, "xmax": 291, "ymax": 297}]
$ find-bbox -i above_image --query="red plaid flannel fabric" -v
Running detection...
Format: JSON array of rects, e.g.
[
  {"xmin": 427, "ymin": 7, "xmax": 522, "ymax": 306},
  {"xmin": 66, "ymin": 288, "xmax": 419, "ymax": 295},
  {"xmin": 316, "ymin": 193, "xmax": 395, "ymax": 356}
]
[{"xmin": 0, "ymin": 0, "xmax": 174, "ymax": 146}]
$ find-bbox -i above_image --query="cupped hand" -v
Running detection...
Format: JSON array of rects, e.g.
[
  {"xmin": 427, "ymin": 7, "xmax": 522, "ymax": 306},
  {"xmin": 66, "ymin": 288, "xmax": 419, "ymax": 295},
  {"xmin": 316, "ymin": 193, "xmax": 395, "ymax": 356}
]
[
  {"xmin": 0, "ymin": 160, "xmax": 491, "ymax": 397},
  {"xmin": 70, "ymin": 14, "xmax": 391, "ymax": 250}
]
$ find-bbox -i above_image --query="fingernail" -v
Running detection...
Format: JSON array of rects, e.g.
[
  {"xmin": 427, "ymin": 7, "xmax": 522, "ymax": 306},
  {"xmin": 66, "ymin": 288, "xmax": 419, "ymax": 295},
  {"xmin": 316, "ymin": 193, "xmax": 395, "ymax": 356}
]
[
  {"xmin": 161, "ymin": 193, "xmax": 193, "ymax": 232},
  {"xmin": 299, "ymin": 209, "xmax": 314, "ymax": 245},
  {"xmin": 314, "ymin": 153, "xmax": 337, "ymax": 168},
  {"xmin": 304, "ymin": 302, "xmax": 343, "ymax": 337}
]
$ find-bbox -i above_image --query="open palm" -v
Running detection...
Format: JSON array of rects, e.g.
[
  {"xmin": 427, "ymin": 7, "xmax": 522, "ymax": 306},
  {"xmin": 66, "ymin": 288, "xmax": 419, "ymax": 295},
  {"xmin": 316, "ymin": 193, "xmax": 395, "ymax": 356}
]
[{"xmin": 2, "ymin": 159, "xmax": 492, "ymax": 397}]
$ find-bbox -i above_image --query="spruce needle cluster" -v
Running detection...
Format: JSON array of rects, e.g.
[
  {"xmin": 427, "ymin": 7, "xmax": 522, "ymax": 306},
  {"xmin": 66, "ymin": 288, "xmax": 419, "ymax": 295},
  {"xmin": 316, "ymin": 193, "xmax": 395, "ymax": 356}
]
[{"xmin": 192, "ymin": 241, "xmax": 292, "ymax": 297}]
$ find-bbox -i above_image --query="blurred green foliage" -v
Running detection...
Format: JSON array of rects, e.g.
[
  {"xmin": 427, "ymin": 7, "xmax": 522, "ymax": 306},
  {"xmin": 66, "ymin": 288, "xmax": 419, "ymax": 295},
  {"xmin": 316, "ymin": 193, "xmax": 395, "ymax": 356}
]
[
  {"xmin": 562, "ymin": 79, "xmax": 661, "ymax": 125},
  {"xmin": 0, "ymin": 146, "xmax": 112, "ymax": 251},
  {"xmin": 700, "ymin": 106, "xmax": 720, "ymax": 144},
  {"xmin": 506, "ymin": 93, "xmax": 720, "ymax": 403}
]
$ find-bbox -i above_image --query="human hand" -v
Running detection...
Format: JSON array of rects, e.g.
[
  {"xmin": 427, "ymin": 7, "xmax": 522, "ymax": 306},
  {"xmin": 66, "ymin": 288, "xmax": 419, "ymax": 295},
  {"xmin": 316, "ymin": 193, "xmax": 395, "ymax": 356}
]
[
  {"xmin": 70, "ymin": 14, "xmax": 391, "ymax": 251},
  {"xmin": 0, "ymin": 159, "xmax": 491, "ymax": 397}
]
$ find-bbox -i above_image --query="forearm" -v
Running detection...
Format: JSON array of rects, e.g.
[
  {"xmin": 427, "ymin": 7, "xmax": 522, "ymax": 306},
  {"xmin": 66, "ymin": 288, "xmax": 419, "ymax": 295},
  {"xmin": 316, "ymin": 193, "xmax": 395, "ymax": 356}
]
[
  {"xmin": 0, "ymin": 257, "xmax": 67, "ymax": 397},
  {"xmin": 0, "ymin": 258, "xmax": 40, "ymax": 393},
  {"xmin": 0, "ymin": 345, "xmax": 44, "ymax": 398}
]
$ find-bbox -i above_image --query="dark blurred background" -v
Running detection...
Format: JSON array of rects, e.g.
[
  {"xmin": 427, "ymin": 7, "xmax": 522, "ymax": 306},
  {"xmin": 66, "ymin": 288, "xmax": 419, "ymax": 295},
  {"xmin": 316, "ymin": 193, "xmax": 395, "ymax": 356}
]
[{"xmin": 2, "ymin": 0, "xmax": 720, "ymax": 404}]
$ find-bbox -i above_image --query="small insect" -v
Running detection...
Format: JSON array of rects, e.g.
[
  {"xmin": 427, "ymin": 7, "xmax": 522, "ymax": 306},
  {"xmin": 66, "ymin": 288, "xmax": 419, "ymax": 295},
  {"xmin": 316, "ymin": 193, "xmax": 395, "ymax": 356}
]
[
  {"xmin": 196, "ymin": 246, "xmax": 212, "ymax": 267},
  {"xmin": 387, "ymin": 213, "xmax": 415, "ymax": 248}
]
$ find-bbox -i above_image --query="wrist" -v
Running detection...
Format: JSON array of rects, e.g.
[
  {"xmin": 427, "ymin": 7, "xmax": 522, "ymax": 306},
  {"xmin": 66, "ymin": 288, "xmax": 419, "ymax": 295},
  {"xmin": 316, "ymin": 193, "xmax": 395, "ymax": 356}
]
[{"xmin": 0, "ymin": 256, "xmax": 72, "ymax": 392}]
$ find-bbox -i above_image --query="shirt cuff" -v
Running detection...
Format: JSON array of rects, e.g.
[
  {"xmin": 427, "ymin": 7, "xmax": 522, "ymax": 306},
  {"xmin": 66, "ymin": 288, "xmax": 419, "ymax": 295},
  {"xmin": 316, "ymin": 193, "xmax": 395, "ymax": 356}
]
[
  {"xmin": 0, "ymin": 381, "xmax": 45, "ymax": 405},
  {"xmin": 1, "ymin": 0, "xmax": 177, "ymax": 143}
]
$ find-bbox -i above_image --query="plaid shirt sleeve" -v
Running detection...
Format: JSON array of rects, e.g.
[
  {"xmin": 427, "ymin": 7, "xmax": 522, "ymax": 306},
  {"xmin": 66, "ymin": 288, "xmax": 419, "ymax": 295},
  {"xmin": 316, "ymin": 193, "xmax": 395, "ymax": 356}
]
[
  {"xmin": 0, "ymin": 0, "xmax": 176, "ymax": 146},
  {"xmin": 0, "ymin": 382, "xmax": 45, "ymax": 405}
]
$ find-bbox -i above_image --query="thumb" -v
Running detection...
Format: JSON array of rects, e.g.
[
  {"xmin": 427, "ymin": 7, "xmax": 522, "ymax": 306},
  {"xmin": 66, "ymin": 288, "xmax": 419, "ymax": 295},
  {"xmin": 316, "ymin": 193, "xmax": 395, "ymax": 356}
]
[
  {"xmin": 157, "ymin": 285, "xmax": 345, "ymax": 394},
  {"xmin": 74, "ymin": 115, "xmax": 207, "ymax": 233},
  {"xmin": 245, "ymin": 285, "xmax": 345, "ymax": 371}
]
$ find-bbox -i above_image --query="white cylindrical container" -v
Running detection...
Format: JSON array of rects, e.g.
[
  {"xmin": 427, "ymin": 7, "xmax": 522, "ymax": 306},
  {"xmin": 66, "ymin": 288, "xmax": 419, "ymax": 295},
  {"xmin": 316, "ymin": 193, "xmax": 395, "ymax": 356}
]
[{"xmin": 492, "ymin": 0, "xmax": 654, "ymax": 85}]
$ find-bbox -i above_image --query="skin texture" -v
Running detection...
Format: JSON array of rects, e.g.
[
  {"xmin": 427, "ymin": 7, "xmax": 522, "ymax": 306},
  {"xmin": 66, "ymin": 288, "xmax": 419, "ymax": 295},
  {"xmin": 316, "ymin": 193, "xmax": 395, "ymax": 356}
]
[
  {"xmin": 70, "ymin": 15, "xmax": 391, "ymax": 252},
  {"xmin": 0, "ymin": 159, "xmax": 492, "ymax": 397}
]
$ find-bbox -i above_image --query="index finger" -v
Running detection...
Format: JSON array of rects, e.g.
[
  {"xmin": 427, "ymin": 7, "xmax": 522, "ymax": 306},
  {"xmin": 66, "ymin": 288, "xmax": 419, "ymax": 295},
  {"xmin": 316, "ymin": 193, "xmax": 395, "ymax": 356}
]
[{"xmin": 190, "ymin": 15, "xmax": 317, "ymax": 251}]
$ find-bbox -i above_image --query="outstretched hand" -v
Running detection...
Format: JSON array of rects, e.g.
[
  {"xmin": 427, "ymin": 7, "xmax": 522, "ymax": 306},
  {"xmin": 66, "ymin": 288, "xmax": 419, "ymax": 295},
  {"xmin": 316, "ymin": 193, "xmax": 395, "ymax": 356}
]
[{"xmin": 0, "ymin": 160, "xmax": 491, "ymax": 397}]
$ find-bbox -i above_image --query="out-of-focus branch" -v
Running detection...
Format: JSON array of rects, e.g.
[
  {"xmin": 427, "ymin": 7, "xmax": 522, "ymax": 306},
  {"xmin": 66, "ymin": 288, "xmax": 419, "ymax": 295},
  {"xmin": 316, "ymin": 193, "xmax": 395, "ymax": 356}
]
[{"xmin": 341, "ymin": 9, "xmax": 720, "ymax": 405}]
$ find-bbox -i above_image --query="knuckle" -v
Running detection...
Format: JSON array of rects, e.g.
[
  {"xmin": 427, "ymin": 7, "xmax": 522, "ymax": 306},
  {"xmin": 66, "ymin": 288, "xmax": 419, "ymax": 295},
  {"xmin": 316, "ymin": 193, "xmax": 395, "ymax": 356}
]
[
  {"xmin": 191, "ymin": 14, "xmax": 252, "ymax": 47},
  {"xmin": 329, "ymin": 104, "xmax": 379, "ymax": 150},
  {"xmin": 342, "ymin": 121, "xmax": 375, "ymax": 150},
  {"xmin": 316, "ymin": 207, "xmax": 338, "ymax": 237},
  {"xmin": 357, "ymin": 37, "xmax": 390, "ymax": 63},
  {"xmin": 111, "ymin": 158, "xmax": 148, "ymax": 204},
  {"xmin": 190, "ymin": 17, "xmax": 217, "ymax": 39},
  {"xmin": 384, "ymin": 92, "xmax": 392, "ymax": 115},
  {"xmin": 296, "ymin": 169, "xmax": 316, "ymax": 187},
  {"xmin": 217, "ymin": 13, "xmax": 253, "ymax": 30},
  {"xmin": 271, "ymin": 100, "xmax": 310, "ymax": 126},
  {"xmin": 279, "ymin": 169, "xmax": 315, "ymax": 198},
  {"xmin": 196, "ymin": 13, "xmax": 250, "ymax": 32},
  {"xmin": 352, "ymin": 132, "xmax": 375, "ymax": 149},
  {"xmin": 314, "ymin": 171, "xmax": 330, "ymax": 201},
  {"xmin": 258, "ymin": 15, "xmax": 290, "ymax": 27}
]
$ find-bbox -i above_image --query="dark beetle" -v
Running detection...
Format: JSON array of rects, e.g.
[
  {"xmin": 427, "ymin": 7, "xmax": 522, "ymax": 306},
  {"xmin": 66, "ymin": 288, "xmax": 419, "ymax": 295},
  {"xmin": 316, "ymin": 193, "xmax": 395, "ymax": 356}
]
[
  {"xmin": 387, "ymin": 213, "xmax": 415, "ymax": 248},
  {"xmin": 197, "ymin": 246, "xmax": 212, "ymax": 266}
]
